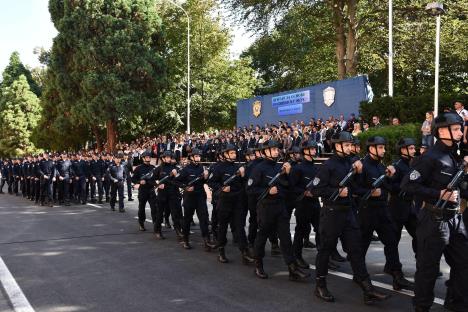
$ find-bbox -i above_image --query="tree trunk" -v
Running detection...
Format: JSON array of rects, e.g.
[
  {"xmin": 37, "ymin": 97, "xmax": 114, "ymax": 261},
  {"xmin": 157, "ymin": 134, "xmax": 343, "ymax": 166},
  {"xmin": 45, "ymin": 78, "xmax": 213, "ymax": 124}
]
[
  {"xmin": 330, "ymin": 0, "xmax": 347, "ymax": 80},
  {"xmin": 106, "ymin": 119, "xmax": 117, "ymax": 153},
  {"xmin": 345, "ymin": 0, "xmax": 359, "ymax": 76}
]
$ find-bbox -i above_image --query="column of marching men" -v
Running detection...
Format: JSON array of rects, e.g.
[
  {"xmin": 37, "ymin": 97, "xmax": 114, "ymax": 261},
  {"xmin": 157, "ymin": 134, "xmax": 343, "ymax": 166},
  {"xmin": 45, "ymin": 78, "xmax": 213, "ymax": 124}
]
[{"xmin": 1, "ymin": 112, "xmax": 467, "ymax": 312}]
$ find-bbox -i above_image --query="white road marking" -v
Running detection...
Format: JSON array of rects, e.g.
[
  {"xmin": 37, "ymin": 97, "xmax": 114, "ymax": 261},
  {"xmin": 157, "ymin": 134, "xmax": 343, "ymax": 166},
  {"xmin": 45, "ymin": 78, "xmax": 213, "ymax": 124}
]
[
  {"xmin": 0, "ymin": 256, "xmax": 35, "ymax": 312},
  {"xmin": 86, "ymin": 203, "xmax": 103, "ymax": 209},
  {"xmin": 309, "ymin": 264, "xmax": 444, "ymax": 305}
]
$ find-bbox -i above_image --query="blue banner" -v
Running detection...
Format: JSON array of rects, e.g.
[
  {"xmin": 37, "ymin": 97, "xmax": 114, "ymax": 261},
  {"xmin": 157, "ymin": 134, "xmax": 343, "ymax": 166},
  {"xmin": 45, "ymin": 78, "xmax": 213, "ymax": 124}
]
[
  {"xmin": 272, "ymin": 90, "xmax": 310, "ymax": 107},
  {"xmin": 278, "ymin": 104, "xmax": 303, "ymax": 116}
]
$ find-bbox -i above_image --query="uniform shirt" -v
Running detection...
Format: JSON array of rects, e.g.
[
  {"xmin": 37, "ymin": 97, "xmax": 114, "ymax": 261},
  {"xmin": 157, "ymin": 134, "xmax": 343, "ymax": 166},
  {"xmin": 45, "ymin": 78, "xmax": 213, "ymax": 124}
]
[
  {"xmin": 353, "ymin": 155, "xmax": 390, "ymax": 203},
  {"xmin": 71, "ymin": 159, "xmax": 88, "ymax": 178},
  {"xmin": 108, "ymin": 164, "xmax": 126, "ymax": 183},
  {"xmin": 132, "ymin": 163, "xmax": 156, "ymax": 190},
  {"xmin": 89, "ymin": 159, "xmax": 105, "ymax": 177},
  {"xmin": 38, "ymin": 159, "xmax": 56, "ymax": 178},
  {"xmin": 248, "ymin": 158, "xmax": 288, "ymax": 199},
  {"xmin": 289, "ymin": 159, "xmax": 319, "ymax": 201},
  {"xmin": 153, "ymin": 162, "xmax": 178, "ymax": 194},
  {"xmin": 175, "ymin": 162, "xmax": 206, "ymax": 194},
  {"xmin": 401, "ymin": 140, "xmax": 468, "ymax": 209},
  {"xmin": 56, "ymin": 159, "xmax": 72, "ymax": 178},
  {"xmin": 245, "ymin": 158, "xmax": 264, "ymax": 196},
  {"xmin": 208, "ymin": 160, "xmax": 243, "ymax": 194},
  {"xmin": 312, "ymin": 154, "xmax": 354, "ymax": 206}
]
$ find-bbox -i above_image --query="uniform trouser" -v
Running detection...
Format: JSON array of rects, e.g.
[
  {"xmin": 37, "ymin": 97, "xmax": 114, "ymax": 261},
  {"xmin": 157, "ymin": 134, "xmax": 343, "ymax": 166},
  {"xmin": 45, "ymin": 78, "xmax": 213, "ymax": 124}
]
[
  {"xmin": 293, "ymin": 197, "xmax": 320, "ymax": 258},
  {"xmin": 217, "ymin": 192, "xmax": 248, "ymax": 250},
  {"xmin": 414, "ymin": 209, "xmax": 468, "ymax": 310},
  {"xmin": 247, "ymin": 193, "xmax": 277, "ymax": 246},
  {"xmin": 137, "ymin": 188, "xmax": 158, "ymax": 229},
  {"xmin": 13, "ymin": 177, "xmax": 19, "ymax": 194},
  {"xmin": 316, "ymin": 205, "xmax": 369, "ymax": 281},
  {"xmin": 359, "ymin": 202, "xmax": 402, "ymax": 272},
  {"xmin": 211, "ymin": 197, "xmax": 219, "ymax": 238},
  {"xmin": 0, "ymin": 178, "xmax": 5, "ymax": 192},
  {"xmin": 253, "ymin": 197, "xmax": 294, "ymax": 265},
  {"xmin": 103, "ymin": 178, "xmax": 110, "ymax": 200},
  {"xmin": 90, "ymin": 177, "xmax": 103, "ymax": 202},
  {"xmin": 158, "ymin": 191, "xmax": 182, "ymax": 230},
  {"xmin": 25, "ymin": 178, "xmax": 31, "ymax": 197},
  {"xmin": 110, "ymin": 181, "xmax": 124, "ymax": 209},
  {"xmin": 182, "ymin": 192, "xmax": 210, "ymax": 239},
  {"xmin": 57, "ymin": 178, "xmax": 70, "ymax": 203},
  {"xmin": 21, "ymin": 178, "xmax": 26, "ymax": 196},
  {"xmin": 126, "ymin": 176, "xmax": 133, "ymax": 200},
  {"xmin": 7, "ymin": 177, "xmax": 13, "ymax": 193},
  {"xmin": 74, "ymin": 177, "xmax": 87, "ymax": 203},
  {"xmin": 389, "ymin": 200, "xmax": 418, "ymax": 255},
  {"xmin": 40, "ymin": 178, "xmax": 53, "ymax": 203}
]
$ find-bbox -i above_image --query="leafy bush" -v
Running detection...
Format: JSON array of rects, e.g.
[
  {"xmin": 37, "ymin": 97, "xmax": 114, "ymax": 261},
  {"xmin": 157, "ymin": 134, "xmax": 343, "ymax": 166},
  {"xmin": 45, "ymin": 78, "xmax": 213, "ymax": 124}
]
[
  {"xmin": 360, "ymin": 94, "xmax": 468, "ymax": 124},
  {"xmin": 356, "ymin": 123, "xmax": 422, "ymax": 164}
]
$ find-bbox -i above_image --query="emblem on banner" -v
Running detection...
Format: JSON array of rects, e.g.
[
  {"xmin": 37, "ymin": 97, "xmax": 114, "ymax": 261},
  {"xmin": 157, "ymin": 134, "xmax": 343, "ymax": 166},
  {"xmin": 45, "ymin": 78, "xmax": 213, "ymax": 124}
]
[
  {"xmin": 323, "ymin": 87, "xmax": 336, "ymax": 107},
  {"xmin": 252, "ymin": 100, "xmax": 262, "ymax": 117}
]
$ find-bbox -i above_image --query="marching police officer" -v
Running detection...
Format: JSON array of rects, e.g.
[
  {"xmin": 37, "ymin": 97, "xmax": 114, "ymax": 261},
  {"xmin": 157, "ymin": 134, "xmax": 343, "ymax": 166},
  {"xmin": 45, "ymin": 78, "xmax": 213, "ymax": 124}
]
[
  {"xmin": 123, "ymin": 152, "xmax": 134, "ymax": 202},
  {"xmin": 174, "ymin": 148, "xmax": 214, "ymax": 251},
  {"xmin": 132, "ymin": 150, "xmax": 161, "ymax": 236},
  {"xmin": 354, "ymin": 136, "xmax": 414, "ymax": 291},
  {"xmin": 402, "ymin": 112, "xmax": 468, "ymax": 312},
  {"xmin": 38, "ymin": 152, "xmax": 56, "ymax": 206},
  {"xmin": 312, "ymin": 131, "xmax": 389, "ymax": 304},
  {"xmin": 389, "ymin": 138, "xmax": 418, "ymax": 255},
  {"xmin": 108, "ymin": 152, "xmax": 126, "ymax": 212},
  {"xmin": 72, "ymin": 153, "xmax": 88, "ymax": 205},
  {"xmin": 154, "ymin": 150, "xmax": 183, "ymax": 239},
  {"xmin": 56, "ymin": 152, "xmax": 72, "ymax": 206},
  {"xmin": 89, "ymin": 153, "xmax": 105, "ymax": 204},
  {"xmin": 208, "ymin": 144, "xmax": 254, "ymax": 264},
  {"xmin": 249, "ymin": 140, "xmax": 310, "ymax": 281},
  {"xmin": 289, "ymin": 140, "xmax": 321, "ymax": 269}
]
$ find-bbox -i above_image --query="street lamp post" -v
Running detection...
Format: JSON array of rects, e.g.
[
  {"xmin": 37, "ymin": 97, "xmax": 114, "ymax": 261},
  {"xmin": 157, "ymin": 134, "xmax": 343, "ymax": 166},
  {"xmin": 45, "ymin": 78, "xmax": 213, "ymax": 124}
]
[
  {"xmin": 425, "ymin": 2, "xmax": 445, "ymax": 117},
  {"xmin": 388, "ymin": 0, "xmax": 394, "ymax": 97},
  {"xmin": 164, "ymin": 0, "xmax": 191, "ymax": 133}
]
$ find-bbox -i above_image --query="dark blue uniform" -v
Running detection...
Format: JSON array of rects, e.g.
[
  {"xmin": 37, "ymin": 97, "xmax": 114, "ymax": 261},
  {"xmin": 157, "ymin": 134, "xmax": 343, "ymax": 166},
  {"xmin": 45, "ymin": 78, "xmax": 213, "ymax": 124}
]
[
  {"xmin": 154, "ymin": 162, "xmax": 182, "ymax": 234},
  {"xmin": 56, "ymin": 158, "xmax": 72, "ymax": 205},
  {"xmin": 402, "ymin": 140, "xmax": 468, "ymax": 311},
  {"xmin": 38, "ymin": 158, "xmax": 56, "ymax": 205},
  {"xmin": 108, "ymin": 163, "xmax": 126, "ymax": 211},
  {"xmin": 89, "ymin": 158, "xmax": 105, "ymax": 203},
  {"xmin": 71, "ymin": 159, "xmax": 88, "ymax": 204},
  {"xmin": 132, "ymin": 163, "xmax": 158, "ymax": 230}
]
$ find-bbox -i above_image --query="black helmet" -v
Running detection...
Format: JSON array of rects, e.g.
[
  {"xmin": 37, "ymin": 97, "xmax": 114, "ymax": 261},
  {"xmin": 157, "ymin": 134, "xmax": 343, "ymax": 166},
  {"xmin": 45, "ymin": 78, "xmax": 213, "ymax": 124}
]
[
  {"xmin": 432, "ymin": 112, "xmax": 463, "ymax": 137},
  {"xmin": 161, "ymin": 150, "xmax": 173, "ymax": 158},
  {"xmin": 366, "ymin": 136, "xmax": 386, "ymax": 147},
  {"xmin": 141, "ymin": 150, "xmax": 151, "ymax": 158},
  {"xmin": 331, "ymin": 131, "xmax": 354, "ymax": 143},
  {"xmin": 301, "ymin": 140, "xmax": 318, "ymax": 150},
  {"xmin": 190, "ymin": 148, "xmax": 202, "ymax": 157},
  {"xmin": 222, "ymin": 144, "xmax": 237, "ymax": 153},
  {"xmin": 262, "ymin": 140, "xmax": 280, "ymax": 150},
  {"xmin": 288, "ymin": 146, "xmax": 301, "ymax": 154},
  {"xmin": 396, "ymin": 138, "xmax": 417, "ymax": 150},
  {"xmin": 245, "ymin": 148, "xmax": 255, "ymax": 156}
]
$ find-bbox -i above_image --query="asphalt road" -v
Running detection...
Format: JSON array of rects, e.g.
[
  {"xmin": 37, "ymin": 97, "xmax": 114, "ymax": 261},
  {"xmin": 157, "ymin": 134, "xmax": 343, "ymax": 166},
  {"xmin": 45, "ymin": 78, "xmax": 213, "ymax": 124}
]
[{"xmin": 0, "ymin": 193, "xmax": 450, "ymax": 312}]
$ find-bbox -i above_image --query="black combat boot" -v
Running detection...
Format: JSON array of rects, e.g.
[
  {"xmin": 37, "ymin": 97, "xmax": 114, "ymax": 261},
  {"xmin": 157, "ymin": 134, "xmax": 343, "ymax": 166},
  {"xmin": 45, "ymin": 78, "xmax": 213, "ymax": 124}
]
[
  {"xmin": 357, "ymin": 278, "xmax": 390, "ymax": 305},
  {"xmin": 315, "ymin": 277, "xmax": 335, "ymax": 302},
  {"xmin": 182, "ymin": 238, "xmax": 192, "ymax": 249},
  {"xmin": 203, "ymin": 238, "xmax": 214, "ymax": 252},
  {"xmin": 154, "ymin": 232, "xmax": 165, "ymax": 240},
  {"xmin": 295, "ymin": 256, "xmax": 310, "ymax": 269},
  {"xmin": 174, "ymin": 226, "xmax": 184, "ymax": 242},
  {"xmin": 330, "ymin": 249, "xmax": 347, "ymax": 262},
  {"xmin": 241, "ymin": 249, "xmax": 255, "ymax": 265},
  {"xmin": 218, "ymin": 247, "xmax": 229, "ymax": 263},
  {"xmin": 254, "ymin": 259, "xmax": 268, "ymax": 279},
  {"xmin": 384, "ymin": 269, "xmax": 414, "ymax": 290},
  {"xmin": 139, "ymin": 224, "xmax": 146, "ymax": 231},
  {"xmin": 288, "ymin": 262, "xmax": 311, "ymax": 281}
]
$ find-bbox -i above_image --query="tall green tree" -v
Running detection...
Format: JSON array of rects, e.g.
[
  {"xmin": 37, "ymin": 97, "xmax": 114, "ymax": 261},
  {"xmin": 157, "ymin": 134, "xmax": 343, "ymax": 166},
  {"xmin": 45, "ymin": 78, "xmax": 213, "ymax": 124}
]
[
  {"xmin": 161, "ymin": 0, "xmax": 260, "ymax": 131},
  {"xmin": 1, "ymin": 51, "xmax": 41, "ymax": 96},
  {"xmin": 47, "ymin": 0, "xmax": 167, "ymax": 151},
  {"xmin": 0, "ymin": 75, "xmax": 42, "ymax": 157}
]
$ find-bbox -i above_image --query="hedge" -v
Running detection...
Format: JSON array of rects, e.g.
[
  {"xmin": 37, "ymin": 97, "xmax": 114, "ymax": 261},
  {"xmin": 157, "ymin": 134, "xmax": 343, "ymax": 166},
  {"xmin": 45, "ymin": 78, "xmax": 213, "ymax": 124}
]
[
  {"xmin": 360, "ymin": 93, "xmax": 468, "ymax": 124},
  {"xmin": 356, "ymin": 123, "xmax": 422, "ymax": 165}
]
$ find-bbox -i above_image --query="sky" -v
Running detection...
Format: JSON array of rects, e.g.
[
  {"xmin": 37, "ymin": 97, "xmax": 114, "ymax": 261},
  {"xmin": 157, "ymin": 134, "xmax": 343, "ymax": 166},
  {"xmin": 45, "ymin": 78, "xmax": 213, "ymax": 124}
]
[{"xmin": 0, "ymin": 0, "xmax": 255, "ymax": 75}]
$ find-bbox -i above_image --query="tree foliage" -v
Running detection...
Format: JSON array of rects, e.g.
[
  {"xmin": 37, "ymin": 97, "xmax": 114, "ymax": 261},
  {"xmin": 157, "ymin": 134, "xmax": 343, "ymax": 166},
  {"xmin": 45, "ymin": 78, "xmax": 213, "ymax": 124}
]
[{"xmin": 0, "ymin": 75, "xmax": 42, "ymax": 157}]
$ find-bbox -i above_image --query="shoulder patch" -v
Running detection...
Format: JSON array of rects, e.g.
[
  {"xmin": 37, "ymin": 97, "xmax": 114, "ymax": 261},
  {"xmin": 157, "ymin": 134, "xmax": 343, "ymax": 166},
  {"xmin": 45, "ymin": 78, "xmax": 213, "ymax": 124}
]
[
  {"xmin": 409, "ymin": 170, "xmax": 420, "ymax": 181},
  {"xmin": 312, "ymin": 177, "xmax": 320, "ymax": 186},
  {"xmin": 247, "ymin": 178, "xmax": 253, "ymax": 186}
]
